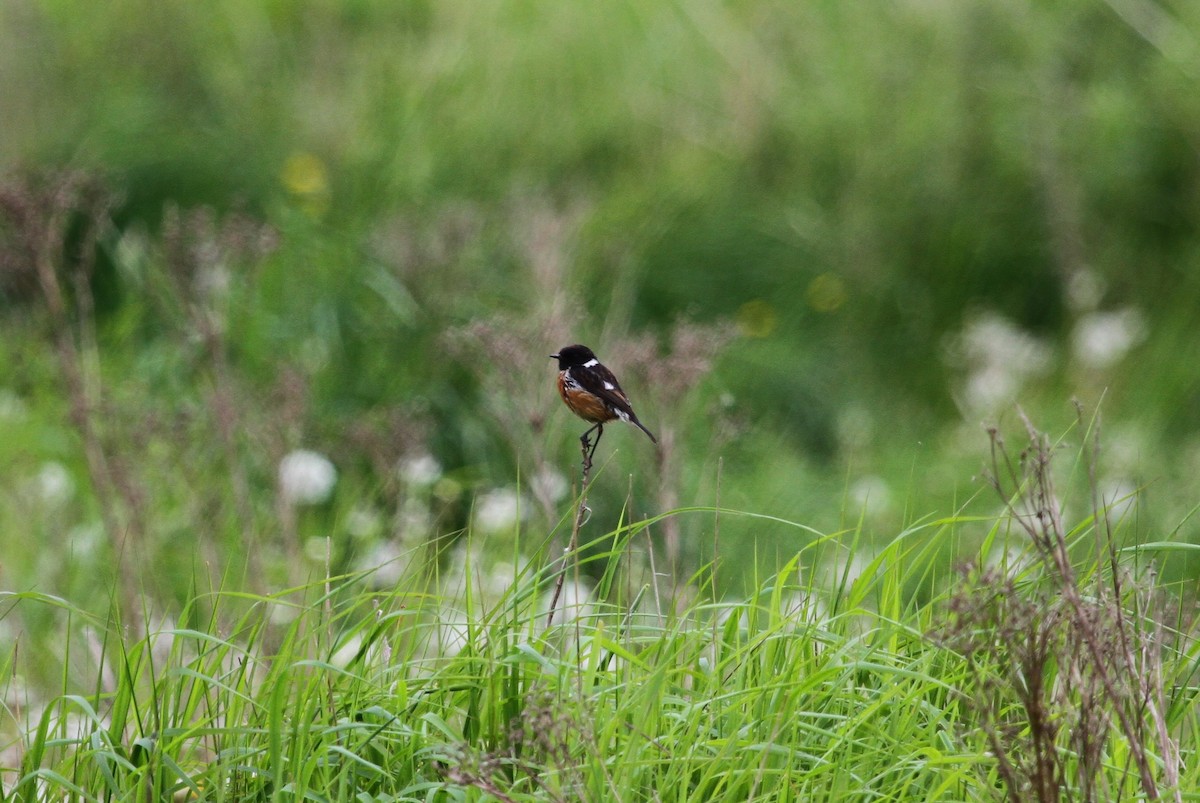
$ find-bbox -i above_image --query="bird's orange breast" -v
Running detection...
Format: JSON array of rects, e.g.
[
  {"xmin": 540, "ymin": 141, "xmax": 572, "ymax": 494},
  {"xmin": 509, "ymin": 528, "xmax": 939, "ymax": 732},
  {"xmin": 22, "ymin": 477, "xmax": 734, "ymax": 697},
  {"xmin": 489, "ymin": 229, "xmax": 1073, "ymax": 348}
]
[{"xmin": 558, "ymin": 372, "xmax": 614, "ymax": 423}]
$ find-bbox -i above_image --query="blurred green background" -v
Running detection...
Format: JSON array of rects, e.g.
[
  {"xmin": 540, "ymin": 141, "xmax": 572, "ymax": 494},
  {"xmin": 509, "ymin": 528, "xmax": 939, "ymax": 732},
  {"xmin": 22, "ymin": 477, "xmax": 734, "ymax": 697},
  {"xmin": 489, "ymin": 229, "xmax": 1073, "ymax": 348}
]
[{"xmin": 2, "ymin": 0, "xmax": 1200, "ymax": 609}]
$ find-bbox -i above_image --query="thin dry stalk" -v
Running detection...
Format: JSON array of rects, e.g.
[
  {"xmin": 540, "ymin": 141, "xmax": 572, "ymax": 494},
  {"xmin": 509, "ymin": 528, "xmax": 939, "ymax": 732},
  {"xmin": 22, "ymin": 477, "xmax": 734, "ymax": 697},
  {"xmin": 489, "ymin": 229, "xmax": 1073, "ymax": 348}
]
[
  {"xmin": 546, "ymin": 434, "xmax": 595, "ymax": 628},
  {"xmin": 614, "ymin": 319, "xmax": 736, "ymax": 595},
  {"xmin": 646, "ymin": 517, "xmax": 664, "ymax": 626},
  {"xmin": 969, "ymin": 410, "xmax": 1165, "ymax": 801},
  {"xmin": 941, "ymin": 566, "xmax": 1067, "ymax": 803},
  {"xmin": 443, "ymin": 197, "xmax": 586, "ymax": 528},
  {"xmin": 0, "ymin": 171, "xmax": 144, "ymax": 633},
  {"xmin": 268, "ymin": 365, "xmax": 315, "ymax": 587},
  {"xmin": 437, "ymin": 688, "xmax": 589, "ymax": 802},
  {"xmin": 434, "ymin": 763, "xmax": 519, "ymax": 803},
  {"xmin": 1141, "ymin": 581, "xmax": 1182, "ymax": 802},
  {"xmin": 160, "ymin": 204, "xmax": 278, "ymax": 588},
  {"xmin": 711, "ymin": 457, "xmax": 723, "ymax": 601}
]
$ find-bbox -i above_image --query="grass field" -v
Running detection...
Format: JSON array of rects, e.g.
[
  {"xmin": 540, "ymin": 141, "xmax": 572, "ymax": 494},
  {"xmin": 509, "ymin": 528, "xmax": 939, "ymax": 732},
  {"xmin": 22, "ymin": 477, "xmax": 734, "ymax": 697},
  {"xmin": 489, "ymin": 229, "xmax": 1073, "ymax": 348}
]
[
  {"xmin": 1, "ymin": 418, "xmax": 1198, "ymax": 800},
  {"xmin": 4, "ymin": 0, "xmax": 1200, "ymax": 799}
]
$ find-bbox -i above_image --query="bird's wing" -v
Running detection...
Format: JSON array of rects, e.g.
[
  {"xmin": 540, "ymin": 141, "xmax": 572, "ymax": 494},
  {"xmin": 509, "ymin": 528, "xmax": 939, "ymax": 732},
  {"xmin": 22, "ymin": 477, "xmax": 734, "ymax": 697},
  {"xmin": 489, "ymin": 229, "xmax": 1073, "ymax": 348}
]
[{"xmin": 570, "ymin": 364, "xmax": 637, "ymax": 418}]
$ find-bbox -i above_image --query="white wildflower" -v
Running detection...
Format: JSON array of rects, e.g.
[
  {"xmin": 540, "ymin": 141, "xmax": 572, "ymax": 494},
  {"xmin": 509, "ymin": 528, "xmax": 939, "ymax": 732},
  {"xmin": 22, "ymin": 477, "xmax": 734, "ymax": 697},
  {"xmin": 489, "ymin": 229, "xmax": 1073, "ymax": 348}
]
[
  {"xmin": 398, "ymin": 453, "xmax": 442, "ymax": 487},
  {"xmin": 278, "ymin": 449, "xmax": 337, "ymax": 505},
  {"xmin": 473, "ymin": 488, "xmax": 525, "ymax": 533},
  {"xmin": 36, "ymin": 462, "xmax": 74, "ymax": 506},
  {"xmin": 850, "ymin": 475, "xmax": 891, "ymax": 516},
  {"xmin": 395, "ymin": 498, "xmax": 433, "ymax": 546},
  {"xmin": 1072, "ymin": 308, "xmax": 1145, "ymax": 369},
  {"xmin": 945, "ymin": 312, "xmax": 1053, "ymax": 414},
  {"xmin": 356, "ymin": 539, "xmax": 406, "ymax": 588},
  {"xmin": 530, "ymin": 467, "xmax": 569, "ymax": 504},
  {"xmin": 958, "ymin": 313, "xmax": 1054, "ymax": 373},
  {"xmin": 0, "ymin": 389, "xmax": 27, "ymax": 421},
  {"xmin": 964, "ymin": 363, "xmax": 1020, "ymax": 413}
]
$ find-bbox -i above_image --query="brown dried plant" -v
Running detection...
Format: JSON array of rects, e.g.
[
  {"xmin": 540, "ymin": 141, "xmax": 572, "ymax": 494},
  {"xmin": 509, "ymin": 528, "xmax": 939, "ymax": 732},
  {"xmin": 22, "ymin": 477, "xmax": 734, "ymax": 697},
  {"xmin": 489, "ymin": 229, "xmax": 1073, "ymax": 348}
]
[
  {"xmin": 938, "ymin": 410, "xmax": 1183, "ymax": 803},
  {"xmin": 2, "ymin": 174, "xmax": 294, "ymax": 608},
  {"xmin": 0, "ymin": 170, "xmax": 146, "ymax": 631},
  {"xmin": 435, "ymin": 689, "xmax": 588, "ymax": 802},
  {"xmin": 614, "ymin": 319, "xmax": 738, "ymax": 578},
  {"xmin": 158, "ymin": 203, "xmax": 279, "ymax": 587},
  {"xmin": 339, "ymin": 404, "xmax": 432, "ymax": 504},
  {"xmin": 443, "ymin": 196, "xmax": 588, "ymax": 525}
]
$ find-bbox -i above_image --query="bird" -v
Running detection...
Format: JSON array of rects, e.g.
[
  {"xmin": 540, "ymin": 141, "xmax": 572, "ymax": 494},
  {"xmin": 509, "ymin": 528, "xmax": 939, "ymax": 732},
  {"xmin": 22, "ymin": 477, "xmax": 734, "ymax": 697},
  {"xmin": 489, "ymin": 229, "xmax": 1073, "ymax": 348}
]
[{"xmin": 551, "ymin": 344, "xmax": 657, "ymax": 464}]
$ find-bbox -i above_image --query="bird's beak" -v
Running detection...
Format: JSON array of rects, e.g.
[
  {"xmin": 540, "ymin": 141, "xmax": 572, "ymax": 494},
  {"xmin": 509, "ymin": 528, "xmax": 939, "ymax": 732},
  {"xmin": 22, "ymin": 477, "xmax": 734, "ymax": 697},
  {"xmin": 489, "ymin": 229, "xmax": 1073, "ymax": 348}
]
[{"xmin": 549, "ymin": 354, "xmax": 558, "ymax": 360}]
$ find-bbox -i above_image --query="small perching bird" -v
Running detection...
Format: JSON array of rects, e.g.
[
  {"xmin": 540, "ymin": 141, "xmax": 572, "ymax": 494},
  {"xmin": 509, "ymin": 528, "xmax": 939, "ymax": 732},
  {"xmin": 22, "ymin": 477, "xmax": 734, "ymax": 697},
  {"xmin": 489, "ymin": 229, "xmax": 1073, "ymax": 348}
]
[{"xmin": 551, "ymin": 344, "xmax": 657, "ymax": 465}]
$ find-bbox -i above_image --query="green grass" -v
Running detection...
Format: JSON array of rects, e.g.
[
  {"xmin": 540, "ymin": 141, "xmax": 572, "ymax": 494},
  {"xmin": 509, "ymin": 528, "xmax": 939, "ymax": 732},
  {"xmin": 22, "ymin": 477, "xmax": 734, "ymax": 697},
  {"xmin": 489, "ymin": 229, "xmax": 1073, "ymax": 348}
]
[
  {"xmin": 2, "ymin": 0, "xmax": 1200, "ymax": 594},
  {"xmin": 3, "ymin": 1, "xmax": 1200, "ymax": 798},
  {"xmin": 2, "ymin": 499, "xmax": 1196, "ymax": 801}
]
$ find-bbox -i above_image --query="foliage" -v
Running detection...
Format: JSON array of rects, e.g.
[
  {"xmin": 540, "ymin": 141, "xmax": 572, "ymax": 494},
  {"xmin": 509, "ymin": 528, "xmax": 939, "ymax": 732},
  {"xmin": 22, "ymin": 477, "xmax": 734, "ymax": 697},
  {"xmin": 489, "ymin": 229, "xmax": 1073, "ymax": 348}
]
[
  {"xmin": 1, "ymin": 482, "xmax": 1197, "ymax": 800},
  {"xmin": 2, "ymin": 3, "xmax": 1200, "ymax": 798}
]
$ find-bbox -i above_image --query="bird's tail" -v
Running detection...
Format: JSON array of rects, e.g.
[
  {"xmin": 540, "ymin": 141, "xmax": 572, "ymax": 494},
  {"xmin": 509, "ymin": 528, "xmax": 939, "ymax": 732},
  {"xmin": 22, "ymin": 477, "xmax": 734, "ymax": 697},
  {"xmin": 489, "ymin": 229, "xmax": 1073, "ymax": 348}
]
[{"xmin": 630, "ymin": 416, "xmax": 658, "ymax": 444}]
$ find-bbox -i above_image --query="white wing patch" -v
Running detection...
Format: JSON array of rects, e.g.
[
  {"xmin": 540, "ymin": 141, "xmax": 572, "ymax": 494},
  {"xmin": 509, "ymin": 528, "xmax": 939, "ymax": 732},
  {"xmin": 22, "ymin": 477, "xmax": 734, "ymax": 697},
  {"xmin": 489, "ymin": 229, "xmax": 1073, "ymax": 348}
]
[
  {"xmin": 582, "ymin": 358, "xmax": 599, "ymax": 367},
  {"xmin": 603, "ymin": 381, "xmax": 615, "ymax": 390}
]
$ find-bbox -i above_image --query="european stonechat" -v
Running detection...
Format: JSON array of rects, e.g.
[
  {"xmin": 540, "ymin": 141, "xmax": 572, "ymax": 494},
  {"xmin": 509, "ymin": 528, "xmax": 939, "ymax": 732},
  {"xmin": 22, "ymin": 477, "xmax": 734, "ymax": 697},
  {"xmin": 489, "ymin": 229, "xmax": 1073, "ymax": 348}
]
[{"xmin": 551, "ymin": 345, "xmax": 657, "ymax": 462}]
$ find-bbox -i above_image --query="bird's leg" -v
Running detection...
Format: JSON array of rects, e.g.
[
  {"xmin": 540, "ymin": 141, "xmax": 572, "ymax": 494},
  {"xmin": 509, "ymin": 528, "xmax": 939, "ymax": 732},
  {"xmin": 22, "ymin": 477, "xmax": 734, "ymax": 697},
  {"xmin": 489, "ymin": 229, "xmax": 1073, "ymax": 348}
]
[
  {"xmin": 579, "ymin": 422, "xmax": 603, "ymax": 474},
  {"xmin": 589, "ymin": 424, "xmax": 604, "ymax": 466}
]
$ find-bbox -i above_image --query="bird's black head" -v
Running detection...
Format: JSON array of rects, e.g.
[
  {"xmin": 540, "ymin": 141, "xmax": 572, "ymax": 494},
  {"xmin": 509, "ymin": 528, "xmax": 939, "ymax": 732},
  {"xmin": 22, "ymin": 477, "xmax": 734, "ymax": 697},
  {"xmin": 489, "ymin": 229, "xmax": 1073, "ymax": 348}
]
[{"xmin": 550, "ymin": 344, "xmax": 596, "ymax": 370}]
